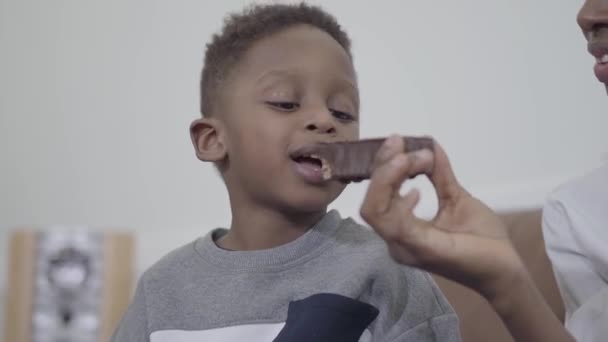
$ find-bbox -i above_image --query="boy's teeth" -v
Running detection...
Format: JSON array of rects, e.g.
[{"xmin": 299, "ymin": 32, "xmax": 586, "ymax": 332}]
[{"xmin": 600, "ymin": 54, "xmax": 608, "ymax": 64}]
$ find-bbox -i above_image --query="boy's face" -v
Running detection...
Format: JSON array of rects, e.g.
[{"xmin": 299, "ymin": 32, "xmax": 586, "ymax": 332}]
[
  {"xmin": 578, "ymin": 0, "xmax": 608, "ymax": 86},
  {"xmin": 219, "ymin": 25, "xmax": 359, "ymax": 213}
]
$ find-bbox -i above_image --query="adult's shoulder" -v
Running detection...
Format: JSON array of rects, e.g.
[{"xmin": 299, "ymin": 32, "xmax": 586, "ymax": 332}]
[
  {"xmin": 547, "ymin": 162, "xmax": 608, "ymax": 208},
  {"xmin": 543, "ymin": 162, "xmax": 608, "ymax": 247}
]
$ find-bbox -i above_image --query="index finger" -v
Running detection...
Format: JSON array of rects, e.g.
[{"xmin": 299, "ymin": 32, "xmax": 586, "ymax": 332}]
[
  {"xmin": 429, "ymin": 140, "xmax": 465, "ymax": 206},
  {"xmin": 371, "ymin": 134, "xmax": 404, "ymax": 172},
  {"xmin": 361, "ymin": 149, "xmax": 434, "ymax": 221}
]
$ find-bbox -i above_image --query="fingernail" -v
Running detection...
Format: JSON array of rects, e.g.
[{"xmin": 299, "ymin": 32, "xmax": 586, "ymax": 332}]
[
  {"xmin": 414, "ymin": 149, "xmax": 433, "ymax": 162},
  {"xmin": 390, "ymin": 154, "xmax": 407, "ymax": 167},
  {"xmin": 385, "ymin": 135, "xmax": 400, "ymax": 148}
]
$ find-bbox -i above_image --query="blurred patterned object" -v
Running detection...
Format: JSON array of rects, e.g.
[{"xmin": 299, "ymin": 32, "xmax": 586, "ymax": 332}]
[{"xmin": 4, "ymin": 230, "xmax": 134, "ymax": 342}]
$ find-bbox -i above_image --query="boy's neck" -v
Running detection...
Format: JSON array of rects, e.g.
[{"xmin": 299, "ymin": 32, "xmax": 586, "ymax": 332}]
[{"xmin": 218, "ymin": 203, "xmax": 327, "ymax": 251}]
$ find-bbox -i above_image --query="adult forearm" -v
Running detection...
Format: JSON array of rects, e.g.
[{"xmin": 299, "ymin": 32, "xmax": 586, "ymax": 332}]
[{"xmin": 488, "ymin": 268, "xmax": 574, "ymax": 342}]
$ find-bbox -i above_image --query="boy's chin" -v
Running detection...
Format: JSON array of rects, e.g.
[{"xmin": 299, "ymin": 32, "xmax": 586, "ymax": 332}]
[{"xmin": 280, "ymin": 186, "xmax": 345, "ymax": 214}]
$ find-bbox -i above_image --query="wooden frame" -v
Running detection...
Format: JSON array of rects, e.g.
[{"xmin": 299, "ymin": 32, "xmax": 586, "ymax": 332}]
[{"xmin": 3, "ymin": 230, "xmax": 134, "ymax": 342}]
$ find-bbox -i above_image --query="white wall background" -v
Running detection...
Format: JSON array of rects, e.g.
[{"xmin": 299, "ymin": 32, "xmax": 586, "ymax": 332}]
[{"xmin": 1, "ymin": 0, "xmax": 607, "ymax": 336}]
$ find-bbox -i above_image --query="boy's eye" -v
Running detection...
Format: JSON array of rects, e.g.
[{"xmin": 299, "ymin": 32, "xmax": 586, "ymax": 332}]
[
  {"xmin": 267, "ymin": 101, "xmax": 300, "ymax": 111},
  {"xmin": 331, "ymin": 109, "xmax": 356, "ymax": 122}
]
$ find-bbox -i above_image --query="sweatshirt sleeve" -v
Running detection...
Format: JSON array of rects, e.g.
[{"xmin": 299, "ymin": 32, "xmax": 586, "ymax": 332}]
[{"xmin": 367, "ymin": 262, "xmax": 461, "ymax": 342}]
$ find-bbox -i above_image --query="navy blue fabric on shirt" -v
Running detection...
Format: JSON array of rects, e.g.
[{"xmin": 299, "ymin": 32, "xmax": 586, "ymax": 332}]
[{"xmin": 274, "ymin": 293, "xmax": 379, "ymax": 342}]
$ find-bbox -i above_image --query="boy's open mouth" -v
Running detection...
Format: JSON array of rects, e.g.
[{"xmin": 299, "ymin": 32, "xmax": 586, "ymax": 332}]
[
  {"xmin": 292, "ymin": 154, "xmax": 323, "ymax": 169},
  {"xmin": 289, "ymin": 148, "xmax": 332, "ymax": 183}
]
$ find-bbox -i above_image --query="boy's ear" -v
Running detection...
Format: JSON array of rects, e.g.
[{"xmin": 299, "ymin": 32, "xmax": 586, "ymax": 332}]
[{"xmin": 189, "ymin": 117, "xmax": 227, "ymax": 162}]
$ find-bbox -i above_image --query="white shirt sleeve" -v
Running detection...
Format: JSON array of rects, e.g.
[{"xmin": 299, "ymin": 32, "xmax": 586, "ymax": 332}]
[
  {"xmin": 542, "ymin": 197, "xmax": 607, "ymax": 319},
  {"xmin": 567, "ymin": 286, "xmax": 608, "ymax": 342},
  {"xmin": 542, "ymin": 164, "xmax": 608, "ymax": 341}
]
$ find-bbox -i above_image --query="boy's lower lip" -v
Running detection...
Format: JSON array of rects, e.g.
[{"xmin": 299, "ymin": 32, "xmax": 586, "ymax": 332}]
[
  {"xmin": 594, "ymin": 62, "xmax": 608, "ymax": 84},
  {"xmin": 292, "ymin": 160, "xmax": 325, "ymax": 184}
]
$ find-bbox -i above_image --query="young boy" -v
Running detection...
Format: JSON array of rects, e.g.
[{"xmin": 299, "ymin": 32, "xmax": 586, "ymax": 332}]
[
  {"xmin": 112, "ymin": 3, "xmax": 461, "ymax": 341},
  {"xmin": 113, "ymin": 3, "xmax": 573, "ymax": 342}
]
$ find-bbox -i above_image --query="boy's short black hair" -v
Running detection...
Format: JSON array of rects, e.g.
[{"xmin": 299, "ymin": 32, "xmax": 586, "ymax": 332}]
[{"xmin": 200, "ymin": 2, "xmax": 352, "ymax": 117}]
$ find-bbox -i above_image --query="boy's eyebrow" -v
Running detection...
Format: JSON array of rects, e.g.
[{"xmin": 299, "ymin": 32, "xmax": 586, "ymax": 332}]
[
  {"xmin": 255, "ymin": 70, "xmax": 298, "ymax": 96},
  {"xmin": 255, "ymin": 69, "xmax": 359, "ymax": 107},
  {"xmin": 256, "ymin": 69, "xmax": 358, "ymax": 90},
  {"xmin": 256, "ymin": 69, "xmax": 298, "ymax": 85}
]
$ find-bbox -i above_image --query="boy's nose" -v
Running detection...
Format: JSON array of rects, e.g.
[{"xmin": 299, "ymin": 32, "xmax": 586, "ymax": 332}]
[
  {"xmin": 578, "ymin": 0, "xmax": 608, "ymax": 36},
  {"xmin": 305, "ymin": 110, "xmax": 336, "ymax": 135}
]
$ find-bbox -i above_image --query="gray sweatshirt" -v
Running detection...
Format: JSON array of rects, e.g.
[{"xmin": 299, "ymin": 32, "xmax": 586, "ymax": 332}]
[{"xmin": 111, "ymin": 210, "xmax": 461, "ymax": 342}]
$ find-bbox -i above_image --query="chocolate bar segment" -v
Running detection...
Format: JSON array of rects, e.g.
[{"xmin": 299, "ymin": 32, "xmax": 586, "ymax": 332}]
[{"xmin": 314, "ymin": 137, "xmax": 434, "ymax": 182}]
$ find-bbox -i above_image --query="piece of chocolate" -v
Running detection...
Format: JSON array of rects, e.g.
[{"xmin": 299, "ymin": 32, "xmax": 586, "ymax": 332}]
[{"xmin": 312, "ymin": 137, "xmax": 434, "ymax": 182}]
